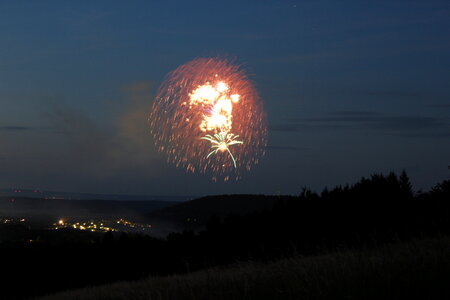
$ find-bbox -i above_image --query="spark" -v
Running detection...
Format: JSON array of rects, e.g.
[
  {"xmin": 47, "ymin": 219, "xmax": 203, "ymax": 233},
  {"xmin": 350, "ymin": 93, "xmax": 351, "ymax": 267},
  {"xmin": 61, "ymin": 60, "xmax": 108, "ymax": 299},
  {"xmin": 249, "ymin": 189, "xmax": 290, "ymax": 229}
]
[{"xmin": 201, "ymin": 132, "xmax": 243, "ymax": 168}]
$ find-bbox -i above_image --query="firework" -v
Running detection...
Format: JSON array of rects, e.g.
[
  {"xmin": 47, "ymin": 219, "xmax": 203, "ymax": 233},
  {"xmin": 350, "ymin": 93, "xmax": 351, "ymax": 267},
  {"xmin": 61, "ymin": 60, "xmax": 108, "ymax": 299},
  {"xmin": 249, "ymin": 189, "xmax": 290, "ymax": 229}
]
[
  {"xmin": 149, "ymin": 57, "xmax": 267, "ymax": 180},
  {"xmin": 200, "ymin": 132, "xmax": 243, "ymax": 168}
]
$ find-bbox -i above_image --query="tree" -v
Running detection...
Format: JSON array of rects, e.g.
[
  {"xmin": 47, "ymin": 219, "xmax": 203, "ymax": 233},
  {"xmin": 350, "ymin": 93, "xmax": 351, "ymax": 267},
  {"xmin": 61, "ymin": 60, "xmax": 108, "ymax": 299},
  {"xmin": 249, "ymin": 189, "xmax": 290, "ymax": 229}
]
[{"xmin": 399, "ymin": 169, "xmax": 413, "ymax": 197}]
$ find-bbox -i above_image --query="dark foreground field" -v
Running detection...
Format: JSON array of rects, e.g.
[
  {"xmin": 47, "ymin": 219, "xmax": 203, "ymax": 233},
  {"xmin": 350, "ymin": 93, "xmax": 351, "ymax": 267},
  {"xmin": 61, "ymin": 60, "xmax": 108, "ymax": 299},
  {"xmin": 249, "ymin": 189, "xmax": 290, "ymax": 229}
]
[{"xmin": 38, "ymin": 236, "xmax": 450, "ymax": 300}]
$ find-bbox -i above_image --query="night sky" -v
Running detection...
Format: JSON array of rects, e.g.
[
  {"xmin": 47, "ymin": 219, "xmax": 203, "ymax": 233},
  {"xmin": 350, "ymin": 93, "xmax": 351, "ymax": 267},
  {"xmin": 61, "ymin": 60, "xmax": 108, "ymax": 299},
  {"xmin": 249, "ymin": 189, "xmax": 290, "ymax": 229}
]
[{"xmin": 0, "ymin": 1, "xmax": 449, "ymax": 196}]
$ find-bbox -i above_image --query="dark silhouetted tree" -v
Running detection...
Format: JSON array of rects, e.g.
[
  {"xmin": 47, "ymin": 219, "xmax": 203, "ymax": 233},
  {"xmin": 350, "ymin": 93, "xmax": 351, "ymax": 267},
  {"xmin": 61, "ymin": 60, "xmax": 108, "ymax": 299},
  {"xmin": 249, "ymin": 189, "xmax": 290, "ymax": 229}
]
[{"xmin": 399, "ymin": 169, "xmax": 413, "ymax": 197}]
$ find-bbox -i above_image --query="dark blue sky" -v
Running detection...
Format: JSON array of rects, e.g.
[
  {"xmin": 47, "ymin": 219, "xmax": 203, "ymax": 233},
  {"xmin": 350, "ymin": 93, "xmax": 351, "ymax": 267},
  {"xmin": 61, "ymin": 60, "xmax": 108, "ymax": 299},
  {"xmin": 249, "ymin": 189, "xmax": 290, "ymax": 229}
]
[{"xmin": 0, "ymin": 1, "xmax": 449, "ymax": 196}]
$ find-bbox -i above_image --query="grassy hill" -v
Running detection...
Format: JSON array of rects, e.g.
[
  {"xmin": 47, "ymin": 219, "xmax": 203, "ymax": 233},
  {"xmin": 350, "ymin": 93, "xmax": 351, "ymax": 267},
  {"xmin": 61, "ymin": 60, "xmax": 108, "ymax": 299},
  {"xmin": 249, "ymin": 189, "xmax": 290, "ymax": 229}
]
[{"xmin": 38, "ymin": 236, "xmax": 450, "ymax": 300}]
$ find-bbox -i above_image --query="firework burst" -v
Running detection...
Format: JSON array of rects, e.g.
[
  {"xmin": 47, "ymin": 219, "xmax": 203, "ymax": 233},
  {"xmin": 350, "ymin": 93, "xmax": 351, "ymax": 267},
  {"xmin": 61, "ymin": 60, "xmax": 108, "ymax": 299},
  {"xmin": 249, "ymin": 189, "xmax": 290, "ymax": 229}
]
[
  {"xmin": 200, "ymin": 132, "xmax": 243, "ymax": 168},
  {"xmin": 149, "ymin": 57, "xmax": 267, "ymax": 181}
]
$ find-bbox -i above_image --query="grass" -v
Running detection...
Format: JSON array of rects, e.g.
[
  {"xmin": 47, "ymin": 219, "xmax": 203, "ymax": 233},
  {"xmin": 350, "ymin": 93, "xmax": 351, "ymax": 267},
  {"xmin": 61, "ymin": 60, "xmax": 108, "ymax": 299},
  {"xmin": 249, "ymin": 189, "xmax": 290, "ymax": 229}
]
[{"xmin": 37, "ymin": 236, "xmax": 450, "ymax": 300}]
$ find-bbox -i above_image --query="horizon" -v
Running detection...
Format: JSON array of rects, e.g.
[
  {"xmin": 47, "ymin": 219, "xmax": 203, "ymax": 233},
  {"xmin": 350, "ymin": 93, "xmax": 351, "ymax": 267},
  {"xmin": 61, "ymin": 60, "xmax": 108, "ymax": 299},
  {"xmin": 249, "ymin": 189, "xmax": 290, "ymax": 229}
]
[
  {"xmin": 1, "ymin": 167, "xmax": 448, "ymax": 200},
  {"xmin": 0, "ymin": 188, "xmax": 194, "ymax": 201}
]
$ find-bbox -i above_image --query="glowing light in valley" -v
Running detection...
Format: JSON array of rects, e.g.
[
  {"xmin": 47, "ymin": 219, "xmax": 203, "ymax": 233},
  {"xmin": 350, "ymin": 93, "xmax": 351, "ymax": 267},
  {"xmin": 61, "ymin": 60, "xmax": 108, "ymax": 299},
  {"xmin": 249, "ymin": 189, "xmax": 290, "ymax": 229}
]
[
  {"xmin": 52, "ymin": 219, "xmax": 152, "ymax": 232},
  {"xmin": 149, "ymin": 57, "xmax": 267, "ymax": 181}
]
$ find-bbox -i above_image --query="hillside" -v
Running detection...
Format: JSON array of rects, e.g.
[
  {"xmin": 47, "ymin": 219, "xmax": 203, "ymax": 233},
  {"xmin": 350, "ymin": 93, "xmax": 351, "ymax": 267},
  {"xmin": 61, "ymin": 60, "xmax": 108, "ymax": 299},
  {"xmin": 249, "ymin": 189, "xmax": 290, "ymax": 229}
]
[
  {"xmin": 0, "ymin": 197, "xmax": 177, "ymax": 220},
  {"xmin": 146, "ymin": 194, "xmax": 292, "ymax": 230},
  {"xmin": 38, "ymin": 236, "xmax": 450, "ymax": 300}
]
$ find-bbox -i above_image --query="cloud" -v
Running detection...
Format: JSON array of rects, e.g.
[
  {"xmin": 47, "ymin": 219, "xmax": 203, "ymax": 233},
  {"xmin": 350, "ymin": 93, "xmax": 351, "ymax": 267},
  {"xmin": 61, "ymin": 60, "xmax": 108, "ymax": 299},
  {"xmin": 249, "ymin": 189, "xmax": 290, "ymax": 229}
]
[
  {"xmin": 368, "ymin": 116, "xmax": 444, "ymax": 131},
  {"xmin": 333, "ymin": 111, "xmax": 379, "ymax": 116},
  {"xmin": 40, "ymin": 80, "xmax": 161, "ymax": 178},
  {"xmin": 265, "ymin": 52, "xmax": 337, "ymax": 64},
  {"xmin": 271, "ymin": 111, "xmax": 450, "ymax": 137},
  {"xmin": 302, "ymin": 111, "xmax": 444, "ymax": 130},
  {"xmin": 337, "ymin": 88, "xmax": 429, "ymax": 99},
  {"xmin": 122, "ymin": 81, "xmax": 154, "ymax": 93},
  {"xmin": 428, "ymin": 103, "xmax": 450, "ymax": 109},
  {"xmin": 43, "ymin": 104, "xmax": 119, "ymax": 176},
  {"xmin": 366, "ymin": 90, "xmax": 423, "ymax": 98},
  {"xmin": 270, "ymin": 124, "xmax": 302, "ymax": 132},
  {"xmin": 0, "ymin": 126, "xmax": 34, "ymax": 131},
  {"xmin": 266, "ymin": 145, "xmax": 305, "ymax": 152},
  {"xmin": 115, "ymin": 80, "xmax": 159, "ymax": 165}
]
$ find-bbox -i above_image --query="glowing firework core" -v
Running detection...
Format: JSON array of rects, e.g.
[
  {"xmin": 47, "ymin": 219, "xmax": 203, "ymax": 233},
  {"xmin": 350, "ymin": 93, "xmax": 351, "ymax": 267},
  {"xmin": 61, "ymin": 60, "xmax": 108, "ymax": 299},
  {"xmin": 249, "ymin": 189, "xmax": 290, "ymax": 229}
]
[
  {"xmin": 150, "ymin": 57, "xmax": 267, "ymax": 180},
  {"xmin": 189, "ymin": 81, "xmax": 236, "ymax": 134},
  {"xmin": 188, "ymin": 80, "xmax": 243, "ymax": 164},
  {"xmin": 219, "ymin": 143, "xmax": 228, "ymax": 151}
]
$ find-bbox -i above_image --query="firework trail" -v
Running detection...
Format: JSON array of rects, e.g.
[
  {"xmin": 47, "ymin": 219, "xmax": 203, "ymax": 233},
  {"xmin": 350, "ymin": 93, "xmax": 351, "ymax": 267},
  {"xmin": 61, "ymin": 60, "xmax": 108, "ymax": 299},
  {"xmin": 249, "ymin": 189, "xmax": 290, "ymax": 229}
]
[{"xmin": 149, "ymin": 57, "xmax": 267, "ymax": 181}]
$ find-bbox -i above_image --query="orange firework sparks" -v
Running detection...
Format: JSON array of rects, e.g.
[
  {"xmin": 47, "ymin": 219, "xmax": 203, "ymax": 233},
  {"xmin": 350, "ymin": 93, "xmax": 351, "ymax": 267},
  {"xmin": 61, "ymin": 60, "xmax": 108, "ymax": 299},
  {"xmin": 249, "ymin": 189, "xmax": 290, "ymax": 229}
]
[{"xmin": 149, "ymin": 57, "xmax": 267, "ymax": 181}]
